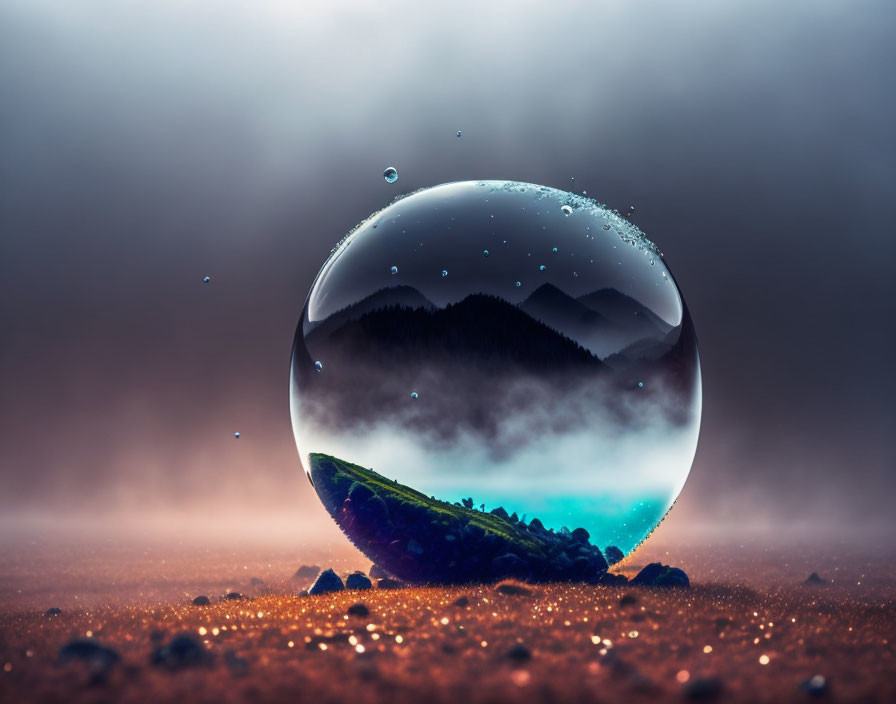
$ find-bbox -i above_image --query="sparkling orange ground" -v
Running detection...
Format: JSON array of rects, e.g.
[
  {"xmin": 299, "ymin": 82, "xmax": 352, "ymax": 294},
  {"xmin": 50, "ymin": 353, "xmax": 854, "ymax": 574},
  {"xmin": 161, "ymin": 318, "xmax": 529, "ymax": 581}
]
[{"xmin": 1, "ymin": 531, "xmax": 894, "ymax": 703}]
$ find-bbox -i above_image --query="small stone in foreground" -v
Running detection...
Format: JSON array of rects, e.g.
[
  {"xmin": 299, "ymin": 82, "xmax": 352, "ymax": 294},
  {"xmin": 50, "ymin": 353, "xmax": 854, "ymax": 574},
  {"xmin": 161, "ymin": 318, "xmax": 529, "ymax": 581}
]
[
  {"xmin": 347, "ymin": 602, "xmax": 370, "ymax": 618},
  {"xmin": 151, "ymin": 633, "xmax": 209, "ymax": 670},
  {"xmin": 798, "ymin": 674, "xmax": 829, "ymax": 697},
  {"xmin": 58, "ymin": 639, "xmax": 120, "ymax": 669},
  {"xmin": 506, "ymin": 643, "xmax": 532, "ymax": 662},
  {"xmin": 45, "ymin": 607, "xmax": 62, "ymax": 616},
  {"xmin": 309, "ymin": 568, "xmax": 344, "ymax": 595},
  {"xmin": 345, "ymin": 571, "xmax": 372, "ymax": 590},
  {"xmin": 684, "ymin": 676, "xmax": 723, "ymax": 701},
  {"xmin": 225, "ymin": 592, "xmax": 243, "ymax": 600},
  {"xmin": 495, "ymin": 580, "xmax": 533, "ymax": 596},
  {"xmin": 192, "ymin": 595, "xmax": 211, "ymax": 606},
  {"xmin": 250, "ymin": 577, "xmax": 264, "ymax": 586},
  {"xmin": 377, "ymin": 577, "xmax": 406, "ymax": 590},
  {"xmin": 805, "ymin": 572, "xmax": 828, "ymax": 585},
  {"xmin": 294, "ymin": 564, "xmax": 321, "ymax": 580},
  {"xmin": 619, "ymin": 593, "xmax": 637, "ymax": 607},
  {"xmin": 452, "ymin": 595, "xmax": 470, "ymax": 607},
  {"xmin": 631, "ymin": 562, "xmax": 690, "ymax": 588}
]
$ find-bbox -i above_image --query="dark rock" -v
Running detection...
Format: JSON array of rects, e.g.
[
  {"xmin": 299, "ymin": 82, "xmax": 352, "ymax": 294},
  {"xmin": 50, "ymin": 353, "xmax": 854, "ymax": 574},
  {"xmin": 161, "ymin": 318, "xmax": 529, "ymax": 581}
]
[
  {"xmin": 506, "ymin": 643, "xmax": 531, "ymax": 663},
  {"xmin": 805, "ymin": 572, "xmax": 828, "ymax": 585},
  {"xmin": 461, "ymin": 497, "xmax": 474, "ymax": 509},
  {"xmin": 294, "ymin": 564, "xmax": 321, "ymax": 580},
  {"xmin": 225, "ymin": 592, "xmax": 243, "ymax": 600},
  {"xmin": 571, "ymin": 527, "xmax": 590, "ymax": 543},
  {"xmin": 598, "ymin": 572, "xmax": 629, "ymax": 586},
  {"xmin": 298, "ymin": 590, "xmax": 309, "ymax": 597},
  {"xmin": 309, "ymin": 568, "xmax": 345, "ymax": 595},
  {"xmin": 250, "ymin": 577, "xmax": 264, "ymax": 586},
  {"xmin": 684, "ymin": 676, "xmax": 723, "ymax": 701},
  {"xmin": 224, "ymin": 650, "xmax": 249, "ymax": 677},
  {"xmin": 528, "ymin": 518, "xmax": 545, "ymax": 533},
  {"xmin": 798, "ymin": 674, "xmax": 829, "ymax": 697},
  {"xmin": 495, "ymin": 580, "xmax": 533, "ymax": 596},
  {"xmin": 347, "ymin": 602, "xmax": 370, "ymax": 617},
  {"xmin": 58, "ymin": 639, "xmax": 120, "ymax": 669},
  {"xmin": 369, "ymin": 563, "xmax": 390, "ymax": 579},
  {"xmin": 377, "ymin": 577, "xmax": 405, "ymax": 590},
  {"xmin": 452, "ymin": 596, "xmax": 470, "ymax": 607},
  {"xmin": 45, "ymin": 607, "xmax": 62, "ymax": 616},
  {"xmin": 192, "ymin": 595, "xmax": 211, "ymax": 606},
  {"xmin": 631, "ymin": 563, "xmax": 690, "ymax": 588},
  {"xmin": 604, "ymin": 546, "xmax": 625, "ymax": 566},
  {"xmin": 490, "ymin": 506, "xmax": 510, "ymax": 520},
  {"xmin": 151, "ymin": 633, "xmax": 209, "ymax": 670},
  {"xmin": 619, "ymin": 593, "xmax": 637, "ymax": 607},
  {"xmin": 345, "ymin": 571, "xmax": 372, "ymax": 590}
]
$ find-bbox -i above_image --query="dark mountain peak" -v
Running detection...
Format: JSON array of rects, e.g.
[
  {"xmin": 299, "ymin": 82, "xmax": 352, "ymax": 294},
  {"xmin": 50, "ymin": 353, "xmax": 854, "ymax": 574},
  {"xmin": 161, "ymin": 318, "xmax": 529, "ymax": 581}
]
[{"xmin": 576, "ymin": 288, "xmax": 672, "ymax": 336}]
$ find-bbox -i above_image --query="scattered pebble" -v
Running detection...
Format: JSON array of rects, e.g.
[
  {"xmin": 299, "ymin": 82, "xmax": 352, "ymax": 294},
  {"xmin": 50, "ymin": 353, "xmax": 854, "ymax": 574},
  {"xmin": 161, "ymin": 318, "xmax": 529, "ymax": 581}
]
[
  {"xmin": 309, "ymin": 568, "xmax": 345, "ymax": 595},
  {"xmin": 805, "ymin": 572, "xmax": 828, "ymax": 585},
  {"xmin": 345, "ymin": 571, "xmax": 372, "ymax": 590},
  {"xmin": 151, "ymin": 633, "xmax": 209, "ymax": 670},
  {"xmin": 506, "ymin": 643, "xmax": 532, "ymax": 663},
  {"xmin": 44, "ymin": 607, "xmax": 62, "ymax": 617},
  {"xmin": 191, "ymin": 595, "xmax": 211, "ymax": 606},
  {"xmin": 377, "ymin": 578, "xmax": 405, "ymax": 590},
  {"xmin": 684, "ymin": 676, "xmax": 723, "ymax": 701},
  {"xmin": 224, "ymin": 592, "xmax": 243, "ymax": 600},
  {"xmin": 294, "ymin": 564, "xmax": 321, "ymax": 580},
  {"xmin": 619, "ymin": 593, "xmax": 638, "ymax": 607},
  {"xmin": 452, "ymin": 595, "xmax": 470, "ymax": 607},
  {"xmin": 495, "ymin": 580, "xmax": 533, "ymax": 597},
  {"xmin": 347, "ymin": 602, "xmax": 370, "ymax": 618}
]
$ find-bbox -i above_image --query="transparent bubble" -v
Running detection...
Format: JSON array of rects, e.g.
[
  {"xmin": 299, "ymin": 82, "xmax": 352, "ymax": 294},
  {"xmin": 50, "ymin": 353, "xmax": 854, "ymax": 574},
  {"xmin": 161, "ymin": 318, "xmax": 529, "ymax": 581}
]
[
  {"xmin": 234, "ymin": 432, "xmax": 240, "ymax": 439},
  {"xmin": 390, "ymin": 265, "xmax": 398, "ymax": 275},
  {"xmin": 456, "ymin": 130, "xmax": 462, "ymax": 138},
  {"xmin": 441, "ymin": 269, "xmax": 448, "ymax": 277},
  {"xmin": 561, "ymin": 204, "xmax": 573, "ymax": 215},
  {"xmin": 290, "ymin": 181, "xmax": 701, "ymax": 581},
  {"xmin": 314, "ymin": 361, "xmax": 323, "ymax": 372},
  {"xmin": 203, "ymin": 275, "xmax": 211, "ymax": 283},
  {"xmin": 383, "ymin": 167, "xmax": 398, "ymax": 184}
]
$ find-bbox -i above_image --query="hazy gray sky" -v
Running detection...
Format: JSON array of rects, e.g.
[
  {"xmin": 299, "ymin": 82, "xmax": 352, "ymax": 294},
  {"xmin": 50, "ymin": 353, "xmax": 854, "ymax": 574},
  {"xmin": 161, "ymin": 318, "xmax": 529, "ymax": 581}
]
[{"xmin": 1, "ymin": 0, "xmax": 894, "ymax": 536}]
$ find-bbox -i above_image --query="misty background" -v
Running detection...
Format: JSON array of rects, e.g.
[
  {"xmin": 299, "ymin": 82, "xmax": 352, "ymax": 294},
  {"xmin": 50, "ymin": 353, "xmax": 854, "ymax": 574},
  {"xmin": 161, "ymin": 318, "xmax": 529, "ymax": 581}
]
[{"xmin": 1, "ymin": 0, "xmax": 894, "ymax": 542}]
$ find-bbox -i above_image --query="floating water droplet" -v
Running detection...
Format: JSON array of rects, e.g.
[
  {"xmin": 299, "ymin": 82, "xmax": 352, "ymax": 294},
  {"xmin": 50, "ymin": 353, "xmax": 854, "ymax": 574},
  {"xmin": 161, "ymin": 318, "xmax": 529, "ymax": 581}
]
[
  {"xmin": 234, "ymin": 432, "xmax": 240, "ymax": 439},
  {"xmin": 203, "ymin": 276, "xmax": 210, "ymax": 283},
  {"xmin": 483, "ymin": 249, "xmax": 490, "ymax": 257},
  {"xmin": 662, "ymin": 271, "xmax": 667, "ymax": 279},
  {"xmin": 561, "ymin": 205, "xmax": 573, "ymax": 216},
  {"xmin": 637, "ymin": 381, "xmax": 644, "ymax": 389},
  {"xmin": 539, "ymin": 265, "xmax": 546, "ymax": 272},
  {"xmin": 441, "ymin": 269, "xmax": 448, "ymax": 277},
  {"xmin": 552, "ymin": 247, "xmax": 558, "ymax": 254},
  {"xmin": 410, "ymin": 391, "xmax": 419, "ymax": 399},
  {"xmin": 390, "ymin": 266, "xmax": 399, "ymax": 275},
  {"xmin": 514, "ymin": 280, "xmax": 521, "ymax": 287},
  {"xmin": 456, "ymin": 130, "xmax": 462, "ymax": 138},
  {"xmin": 383, "ymin": 167, "xmax": 398, "ymax": 184},
  {"xmin": 315, "ymin": 361, "xmax": 323, "ymax": 372}
]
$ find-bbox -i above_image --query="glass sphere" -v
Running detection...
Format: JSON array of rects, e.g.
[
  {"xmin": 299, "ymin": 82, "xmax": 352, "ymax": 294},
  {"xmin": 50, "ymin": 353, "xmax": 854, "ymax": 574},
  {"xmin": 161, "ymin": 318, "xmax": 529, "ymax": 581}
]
[{"xmin": 290, "ymin": 181, "xmax": 701, "ymax": 582}]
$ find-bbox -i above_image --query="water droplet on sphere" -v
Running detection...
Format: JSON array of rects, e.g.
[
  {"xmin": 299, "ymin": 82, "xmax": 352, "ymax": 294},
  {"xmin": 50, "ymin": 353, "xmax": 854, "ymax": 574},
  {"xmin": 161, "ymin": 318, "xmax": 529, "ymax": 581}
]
[
  {"xmin": 514, "ymin": 280, "xmax": 521, "ymax": 287},
  {"xmin": 552, "ymin": 247, "xmax": 558, "ymax": 254},
  {"xmin": 234, "ymin": 432, "xmax": 240, "ymax": 439},
  {"xmin": 203, "ymin": 276, "xmax": 210, "ymax": 283},
  {"xmin": 441, "ymin": 269, "xmax": 448, "ymax": 277},
  {"xmin": 383, "ymin": 167, "xmax": 398, "ymax": 184},
  {"xmin": 390, "ymin": 266, "xmax": 399, "ymax": 275},
  {"xmin": 411, "ymin": 391, "xmax": 419, "ymax": 399},
  {"xmin": 539, "ymin": 265, "xmax": 546, "ymax": 272},
  {"xmin": 483, "ymin": 249, "xmax": 490, "ymax": 257},
  {"xmin": 456, "ymin": 130, "xmax": 462, "ymax": 138},
  {"xmin": 561, "ymin": 205, "xmax": 573, "ymax": 216},
  {"xmin": 315, "ymin": 361, "xmax": 323, "ymax": 372}
]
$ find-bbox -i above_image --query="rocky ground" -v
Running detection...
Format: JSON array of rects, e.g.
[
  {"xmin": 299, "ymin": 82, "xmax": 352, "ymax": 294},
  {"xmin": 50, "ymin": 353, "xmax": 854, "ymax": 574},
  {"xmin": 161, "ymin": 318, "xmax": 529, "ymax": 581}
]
[{"xmin": 1, "ymin": 530, "xmax": 894, "ymax": 703}]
